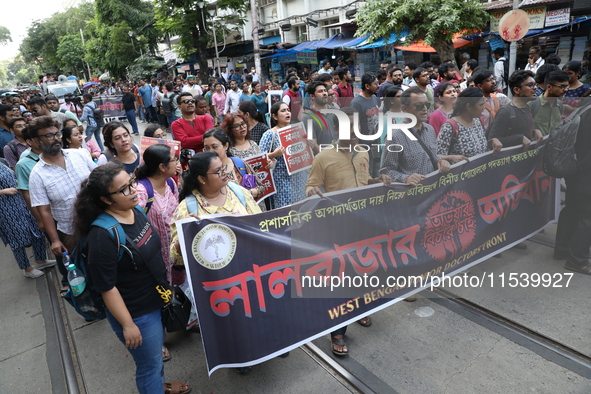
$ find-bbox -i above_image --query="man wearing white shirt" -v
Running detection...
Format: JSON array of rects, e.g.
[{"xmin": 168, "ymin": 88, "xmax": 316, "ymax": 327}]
[
  {"xmin": 182, "ymin": 75, "xmax": 203, "ymax": 96},
  {"xmin": 224, "ymin": 80, "xmax": 241, "ymax": 114},
  {"xmin": 250, "ymin": 67, "xmax": 259, "ymax": 82},
  {"xmin": 524, "ymin": 46, "xmax": 545, "ymax": 74}
]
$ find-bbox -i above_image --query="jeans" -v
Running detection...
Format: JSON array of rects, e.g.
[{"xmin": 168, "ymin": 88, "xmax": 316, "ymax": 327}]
[
  {"xmin": 139, "ymin": 105, "xmax": 146, "ymax": 121},
  {"xmin": 126, "ymin": 110, "xmax": 139, "ymax": 134},
  {"xmin": 107, "ymin": 309, "xmax": 165, "ymax": 394},
  {"xmin": 147, "ymin": 106, "xmax": 158, "ymax": 123},
  {"xmin": 85, "ymin": 125, "xmax": 104, "ymax": 151}
]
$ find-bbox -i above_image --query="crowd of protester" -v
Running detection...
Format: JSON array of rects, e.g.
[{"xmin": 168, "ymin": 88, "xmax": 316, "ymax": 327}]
[{"xmin": 0, "ymin": 49, "xmax": 590, "ymax": 393}]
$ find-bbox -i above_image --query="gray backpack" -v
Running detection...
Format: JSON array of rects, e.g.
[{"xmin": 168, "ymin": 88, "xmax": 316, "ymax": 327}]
[{"xmin": 543, "ymin": 101, "xmax": 591, "ymax": 178}]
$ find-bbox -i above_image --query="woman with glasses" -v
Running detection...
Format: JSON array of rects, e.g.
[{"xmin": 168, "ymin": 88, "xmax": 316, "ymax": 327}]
[
  {"xmin": 222, "ymin": 110, "xmax": 261, "ymax": 158},
  {"xmin": 74, "ymin": 162, "xmax": 191, "ymax": 394},
  {"xmin": 259, "ymin": 101, "xmax": 307, "ymax": 210},
  {"xmin": 144, "ymin": 124, "xmax": 167, "ymax": 139},
  {"xmin": 169, "ymin": 151, "xmax": 261, "ymax": 263},
  {"xmin": 238, "ymin": 101, "xmax": 269, "ymax": 145},
  {"xmin": 202, "ymin": 128, "xmax": 265, "ymax": 201},
  {"xmin": 97, "ymin": 122, "xmax": 140, "ymax": 174},
  {"xmin": 437, "ymin": 87, "xmax": 488, "ymax": 159}
]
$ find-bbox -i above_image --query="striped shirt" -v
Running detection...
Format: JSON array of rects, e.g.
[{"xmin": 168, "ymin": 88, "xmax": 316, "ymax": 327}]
[{"xmin": 29, "ymin": 149, "xmax": 97, "ymax": 235}]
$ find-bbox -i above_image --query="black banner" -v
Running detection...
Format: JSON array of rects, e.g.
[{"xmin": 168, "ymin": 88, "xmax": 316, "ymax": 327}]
[{"xmin": 177, "ymin": 143, "xmax": 558, "ymax": 374}]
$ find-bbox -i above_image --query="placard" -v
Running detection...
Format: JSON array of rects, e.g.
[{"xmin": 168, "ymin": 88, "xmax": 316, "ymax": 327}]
[
  {"xmin": 276, "ymin": 122, "xmax": 314, "ymax": 175},
  {"xmin": 243, "ymin": 153, "xmax": 277, "ymax": 201},
  {"xmin": 139, "ymin": 136, "xmax": 181, "ymax": 163}
]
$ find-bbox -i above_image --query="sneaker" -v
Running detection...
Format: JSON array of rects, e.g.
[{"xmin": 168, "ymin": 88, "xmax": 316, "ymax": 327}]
[
  {"xmin": 24, "ymin": 269, "xmax": 44, "ymax": 278},
  {"xmin": 35, "ymin": 260, "xmax": 57, "ymax": 270}
]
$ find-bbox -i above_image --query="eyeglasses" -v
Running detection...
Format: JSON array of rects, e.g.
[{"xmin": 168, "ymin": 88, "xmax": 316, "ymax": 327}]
[
  {"xmin": 39, "ymin": 131, "xmax": 63, "ymax": 140},
  {"xmin": 521, "ymin": 82, "xmax": 538, "ymax": 89},
  {"xmin": 207, "ymin": 164, "xmax": 228, "ymax": 177},
  {"xmin": 181, "ymin": 99, "xmax": 196, "ymax": 104},
  {"xmin": 232, "ymin": 122, "xmax": 247, "ymax": 130},
  {"xmin": 108, "ymin": 176, "xmax": 137, "ymax": 196},
  {"xmin": 552, "ymin": 84, "xmax": 569, "ymax": 90},
  {"xmin": 410, "ymin": 102, "xmax": 428, "ymax": 112},
  {"xmin": 202, "ymin": 144, "xmax": 222, "ymax": 152}
]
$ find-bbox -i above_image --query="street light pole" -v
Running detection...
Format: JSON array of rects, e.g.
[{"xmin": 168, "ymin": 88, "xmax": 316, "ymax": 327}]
[
  {"xmin": 250, "ymin": 0, "xmax": 261, "ymax": 78},
  {"xmin": 79, "ymin": 29, "xmax": 92, "ymax": 81}
]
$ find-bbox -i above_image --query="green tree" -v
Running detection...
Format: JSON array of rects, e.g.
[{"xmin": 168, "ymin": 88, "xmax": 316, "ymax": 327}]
[
  {"xmin": 84, "ymin": 0, "xmax": 159, "ymax": 77},
  {"xmin": 0, "ymin": 26, "xmax": 11, "ymax": 46},
  {"xmin": 155, "ymin": 0, "xmax": 249, "ymax": 84},
  {"xmin": 356, "ymin": 0, "xmax": 488, "ymax": 64},
  {"xmin": 15, "ymin": 68, "xmax": 37, "ymax": 85},
  {"xmin": 56, "ymin": 34, "xmax": 86, "ymax": 74},
  {"xmin": 19, "ymin": 2, "xmax": 94, "ymax": 73},
  {"xmin": 126, "ymin": 55, "xmax": 162, "ymax": 81}
]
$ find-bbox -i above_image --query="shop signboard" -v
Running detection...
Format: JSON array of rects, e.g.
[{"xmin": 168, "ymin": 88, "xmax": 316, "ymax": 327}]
[
  {"xmin": 490, "ymin": 6, "xmax": 546, "ymax": 32},
  {"xmin": 545, "ymin": 8, "xmax": 570, "ymax": 27},
  {"xmin": 297, "ymin": 51, "xmax": 318, "ymax": 64}
]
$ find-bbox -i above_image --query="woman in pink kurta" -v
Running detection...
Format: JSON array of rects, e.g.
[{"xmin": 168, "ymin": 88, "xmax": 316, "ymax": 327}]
[{"xmin": 135, "ymin": 144, "xmax": 182, "ymax": 285}]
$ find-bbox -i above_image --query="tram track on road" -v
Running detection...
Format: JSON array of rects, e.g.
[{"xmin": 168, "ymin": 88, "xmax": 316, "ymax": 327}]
[
  {"xmin": 430, "ymin": 233, "xmax": 591, "ymax": 379},
  {"xmin": 299, "ymin": 232, "xmax": 591, "ymax": 393}
]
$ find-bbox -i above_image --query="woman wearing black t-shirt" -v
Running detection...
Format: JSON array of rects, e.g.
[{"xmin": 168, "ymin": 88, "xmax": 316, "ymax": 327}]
[{"xmin": 74, "ymin": 162, "xmax": 191, "ymax": 394}]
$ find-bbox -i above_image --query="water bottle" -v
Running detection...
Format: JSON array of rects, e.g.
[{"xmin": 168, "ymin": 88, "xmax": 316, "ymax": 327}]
[{"xmin": 67, "ymin": 264, "xmax": 99, "ymax": 315}]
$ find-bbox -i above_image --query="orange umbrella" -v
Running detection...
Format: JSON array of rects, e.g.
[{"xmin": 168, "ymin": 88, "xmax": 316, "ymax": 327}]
[{"xmin": 394, "ymin": 34, "xmax": 471, "ymax": 53}]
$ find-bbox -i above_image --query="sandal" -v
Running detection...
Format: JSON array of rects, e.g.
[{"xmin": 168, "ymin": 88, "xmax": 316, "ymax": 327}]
[
  {"xmin": 357, "ymin": 316, "xmax": 372, "ymax": 327},
  {"xmin": 163, "ymin": 382, "xmax": 191, "ymax": 394},
  {"xmin": 331, "ymin": 335, "xmax": 348, "ymax": 356},
  {"xmin": 564, "ymin": 260, "xmax": 591, "ymax": 275},
  {"xmin": 60, "ymin": 286, "xmax": 69, "ymax": 297},
  {"xmin": 162, "ymin": 345, "xmax": 171, "ymax": 362}
]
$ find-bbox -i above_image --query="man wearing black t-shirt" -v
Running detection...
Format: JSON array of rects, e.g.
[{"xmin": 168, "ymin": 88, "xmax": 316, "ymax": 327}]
[
  {"xmin": 488, "ymin": 70, "xmax": 543, "ymax": 153},
  {"xmin": 121, "ymin": 86, "xmax": 139, "ymax": 135}
]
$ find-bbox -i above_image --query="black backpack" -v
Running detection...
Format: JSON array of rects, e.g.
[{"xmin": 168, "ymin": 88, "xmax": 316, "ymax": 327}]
[
  {"xmin": 91, "ymin": 101, "xmax": 105, "ymax": 127},
  {"xmin": 543, "ymin": 102, "xmax": 591, "ymax": 178},
  {"xmin": 62, "ymin": 208, "xmax": 142, "ymax": 320},
  {"xmin": 162, "ymin": 92, "xmax": 178, "ymax": 117}
]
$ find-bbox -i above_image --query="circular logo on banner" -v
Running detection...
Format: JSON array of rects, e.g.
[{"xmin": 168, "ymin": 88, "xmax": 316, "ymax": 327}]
[
  {"xmin": 191, "ymin": 224, "xmax": 237, "ymax": 270},
  {"xmin": 422, "ymin": 191, "xmax": 477, "ymax": 262},
  {"xmin": 498, "ymin": 9, "xmax": 530, "ymax": 42}
]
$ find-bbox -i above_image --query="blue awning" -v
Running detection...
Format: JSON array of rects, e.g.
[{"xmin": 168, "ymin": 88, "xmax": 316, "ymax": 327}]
[
  {"xmin": 261, "ymin": 49, "xmax": 297, "ymax": 59},
  {"xmin": 351, "ymin": 30, "xmax": 409, "ymax": 49},
  {"xmin": 322, "ymin": 34, "xmax": 369, "ymax": 49}
]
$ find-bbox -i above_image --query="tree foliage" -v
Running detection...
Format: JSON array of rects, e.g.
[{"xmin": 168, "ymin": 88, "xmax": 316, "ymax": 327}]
[
  {"xmin": 18, "ymin": 0, "xmax": 158, "ymax": 78},
  {"xmin": 126, "ymin": 55, "xmax": 162, "ymax": 81},
  {"xmin": 0, "ymin": 26, "xmax": 11, "ymax": 46},
  {"xmin": 356, "ymin": 0, "xmax": 488, "ymax": 64},
  {"xmin": 19, "ymin": 2, "xmax": 94, "ymax": 73},
  {"xmin": 154, "ymin": 0, "xmax": 249, "ymax": 83}
]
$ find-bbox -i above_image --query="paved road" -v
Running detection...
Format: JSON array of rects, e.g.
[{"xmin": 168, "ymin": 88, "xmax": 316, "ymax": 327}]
[{"xmin": 1, "ymin": 120, "xmax": 590, "ymax": 393}]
